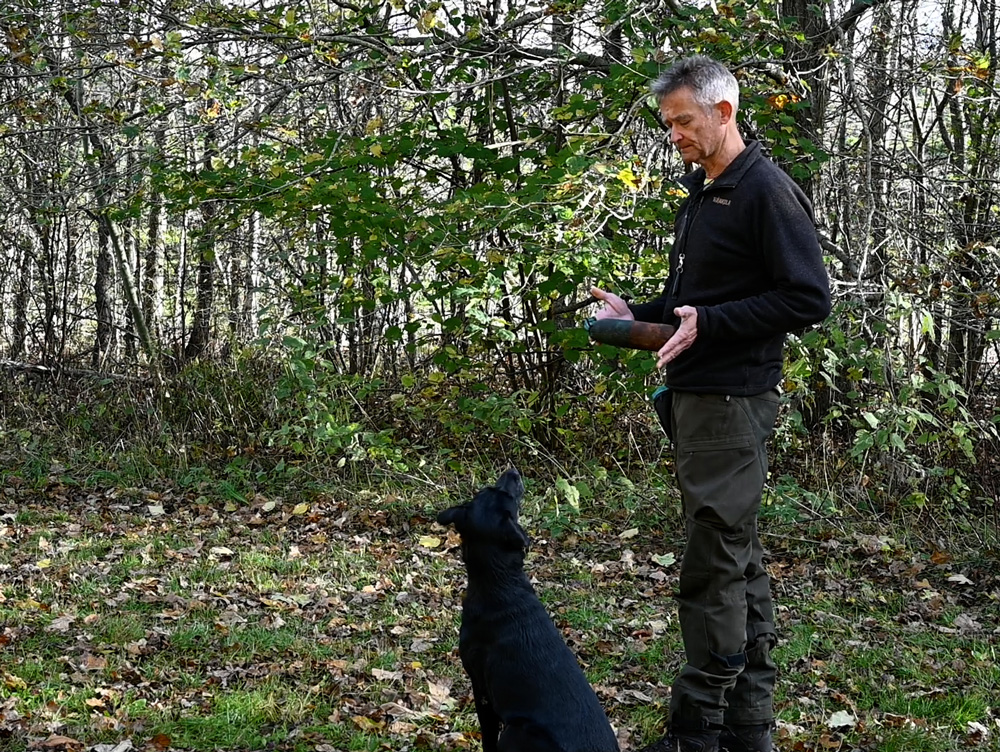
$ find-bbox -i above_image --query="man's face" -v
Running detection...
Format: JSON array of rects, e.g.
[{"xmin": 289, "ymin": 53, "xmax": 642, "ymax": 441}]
[{"xmin": 658, "ymin": 86, "xmax": 725, "ymax": 166}]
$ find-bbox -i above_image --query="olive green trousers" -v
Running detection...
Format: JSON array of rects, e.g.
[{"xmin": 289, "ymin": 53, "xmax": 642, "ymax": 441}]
[{"xmin": 666, "ymin": 389, "xmax": 780, "ymax": 729}]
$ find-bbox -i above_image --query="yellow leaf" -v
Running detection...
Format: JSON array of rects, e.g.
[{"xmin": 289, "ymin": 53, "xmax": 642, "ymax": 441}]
[
  {"xmin": 369, "ymin": 143, "xmax": 383, "ymax": 157},
  {"xmin": 617, "ymin": 167, "xmax": 639, "ymax": 191},
  {"xmin": 292, "ymin": 503, "xmax": 309, "ymax": 515},
  {"xmin": 768, "ymin": 93, "xmax": 790, "ymax": 109},
  {"xmin": 353, "ymin": 715, "xmax": 385, "ymax": 731},
  {"xmin": 4, "ymin": 673, "xmax": 28, "ymax": 690},
  {"xmin": 417, "ymin": 10, "xmax": 438, "ymax": 32},
  {"xmin": 419, "ymin": 535, "xmax": 441, "ymax": 549},
  {"xmin": 37, "ymin": 558, "xmax": 52, "ymax": 569}
]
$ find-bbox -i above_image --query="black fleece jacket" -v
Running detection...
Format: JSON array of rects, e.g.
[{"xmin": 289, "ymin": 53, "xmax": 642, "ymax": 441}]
[{"xmin": 629, "ymin": 140, "xmax": 831, "ymax": 395}]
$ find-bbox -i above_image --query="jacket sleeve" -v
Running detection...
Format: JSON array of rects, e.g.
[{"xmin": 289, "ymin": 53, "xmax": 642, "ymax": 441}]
[{"xmin": 697, "ymin": 178, "xmax": 831, "ymax": 340}]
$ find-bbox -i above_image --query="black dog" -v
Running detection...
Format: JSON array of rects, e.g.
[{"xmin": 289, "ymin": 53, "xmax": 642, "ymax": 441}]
[{"xmin": 437, "ymin": 468, "xmax": 620, "ymax": 752}]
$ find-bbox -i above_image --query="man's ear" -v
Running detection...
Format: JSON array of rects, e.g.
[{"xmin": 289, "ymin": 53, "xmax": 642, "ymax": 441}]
[
  {"xmin": 717, "ymin": 100, "xmax": 734, "ymax": 125},
  {"xmin": 501, "ymin": 513, "xmax": 530, "ymax": 551},
  {"xmin": 437, "ymin": 505, "xmax": 468, "ymax": 529}
]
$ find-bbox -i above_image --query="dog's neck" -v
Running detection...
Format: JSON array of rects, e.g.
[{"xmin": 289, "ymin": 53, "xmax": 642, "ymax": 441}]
[{"xmin": 461, "ymin": 545, "xmax": 533, "ymax": 597}]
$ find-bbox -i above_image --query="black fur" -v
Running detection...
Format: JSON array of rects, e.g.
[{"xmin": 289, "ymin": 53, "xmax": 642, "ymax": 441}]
[{"xmin": 438, "ymin": 468, "xmax": 620, "ymax": 752}]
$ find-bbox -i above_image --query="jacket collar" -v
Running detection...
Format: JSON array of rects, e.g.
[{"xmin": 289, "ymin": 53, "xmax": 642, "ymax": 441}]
[{"xmin": 678, "ymin": 140, "xmax": 762, "ymax": 193}]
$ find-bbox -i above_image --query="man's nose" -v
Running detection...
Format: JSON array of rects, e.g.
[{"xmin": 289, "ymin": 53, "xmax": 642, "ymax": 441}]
[{"xmin": 670, "ymin": 128, "xmax": 682, "ymax": 143}]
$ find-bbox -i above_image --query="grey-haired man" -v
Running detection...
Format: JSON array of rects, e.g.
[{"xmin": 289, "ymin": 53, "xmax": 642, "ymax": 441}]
[{"xmin": 592, "ymin": 55, "xmax": 831, "ymax": 752}]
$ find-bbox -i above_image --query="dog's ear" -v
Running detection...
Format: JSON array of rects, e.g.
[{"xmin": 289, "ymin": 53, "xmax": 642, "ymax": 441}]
[
  {"xmin": 500, "ymin": 513, "xmax": 530, "ymax": 551},
  {"xmin": 437, "ymin": 505, "xmax": 468, "ymax": 529}
]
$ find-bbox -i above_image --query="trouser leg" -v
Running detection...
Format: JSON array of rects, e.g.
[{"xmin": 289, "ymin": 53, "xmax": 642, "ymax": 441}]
[
  {"xmin": 667, "ymin": 390, "xmax": 779, "ymax": 729},
  {"xmin": 725, "ymin": 516, "xmax": 777, "ymax": 726}
]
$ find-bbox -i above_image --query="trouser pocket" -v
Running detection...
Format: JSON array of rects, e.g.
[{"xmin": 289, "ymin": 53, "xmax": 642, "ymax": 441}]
[
  {"xmin": 652, "ymin": 386, "xmax": 674, "ymax": 442},
  {"xmin": 673, "ymin": 391, "xmax": 779, "ymax": 529}
]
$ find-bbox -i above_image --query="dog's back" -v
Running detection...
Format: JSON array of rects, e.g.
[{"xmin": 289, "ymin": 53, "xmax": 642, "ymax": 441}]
[{"xmin": 439, "ymin": 469, "xmax": 619, "ymax": 752}]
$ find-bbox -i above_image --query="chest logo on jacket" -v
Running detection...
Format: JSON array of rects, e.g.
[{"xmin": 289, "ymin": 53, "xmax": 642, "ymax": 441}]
[{"xmin": 712, "ymin": 196, "xmax": 732, "ymax": 206}]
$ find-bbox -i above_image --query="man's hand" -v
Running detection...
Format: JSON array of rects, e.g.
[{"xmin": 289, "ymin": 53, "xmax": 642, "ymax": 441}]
[
  {"xmin": 591, "ymin": 286, "xmax": 634, "ymax": 321},
  {"xmin": 656, "ymin": 306, "xmax": 697, "ymax": 369}
]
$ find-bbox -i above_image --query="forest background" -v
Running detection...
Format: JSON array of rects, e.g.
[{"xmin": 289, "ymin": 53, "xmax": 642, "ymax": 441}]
[{"xmin": 0, "ymin": 0, "xmax": 998, "ymax": 750}]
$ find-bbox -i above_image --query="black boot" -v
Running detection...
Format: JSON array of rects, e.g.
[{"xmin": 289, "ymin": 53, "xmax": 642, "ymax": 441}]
[
  {"xmin": 719, "ymin": 723, "xmax": 773, "ymax": 752},
  {"xmin": 638, "ymin": 727, "xmax": 721, "ymax": 752}
]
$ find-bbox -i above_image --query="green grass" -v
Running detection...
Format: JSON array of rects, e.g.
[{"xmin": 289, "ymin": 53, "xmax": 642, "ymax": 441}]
[{"xmin": 1, "ymin": 462, "xmax": 997, "ymax": 752}]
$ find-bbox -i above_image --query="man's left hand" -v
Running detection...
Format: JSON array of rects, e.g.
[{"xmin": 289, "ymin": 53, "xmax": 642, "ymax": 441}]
[{"xmin": 656, "ymin": 306, "xmax": 698, "ymax": 369}]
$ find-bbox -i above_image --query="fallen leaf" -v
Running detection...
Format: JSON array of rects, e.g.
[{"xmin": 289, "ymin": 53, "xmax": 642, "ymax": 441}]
[
  {"xmin": 827, "ymin": 709, "xmax": 856, "ymax": 729},
  {"xmin": 35, "ymin": 735, "xmax": 84, "ymax": 750},
  {"xmin": 80, "ymin": 654, "xmax": 107, "ymax": 671},
  {"xmin": 292, "ymin": 502, "xmax": 309, "ymax": 515},
  {"xmin": 91, "ymin": 741, "xmax": 133, "ymax": 752},
  {"xmin": 953, "ymin": 613, "xmax": 982, "ymax": 631},
  {"xmin": 427, "ymin": 679, "xmax": 453, "ymax": 709},
  {"xmin": 352, "ymin": 714, "xmax": 385, "ymax": 731},
  {"xmin": 418, "ymin": 535, "xmax": 440, "ymax": 549},
  {"xmin": 46, "ymin": 615, "xmax": 75, "ymax": 632},
  {"xmin": 947, "ymin": 573, "xmax": 973, "ymax": 585},
  {"xmin": 147, "ymin": 504, "xmax": 165, "ymax": 517},
  {"xmin": 966, "ymin": 721, "xmax": 989, "ymax": 744},
  {"xmin": 619, "ymin": 528, "xmax": 639, "ymax": 539},
  {"xmin": 4, "ymin": 672, "xmax": 28, "ymax": 690}
]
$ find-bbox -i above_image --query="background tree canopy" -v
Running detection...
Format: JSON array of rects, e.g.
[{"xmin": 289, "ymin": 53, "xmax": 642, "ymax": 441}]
[{"xmin": 0, "ymin": 0, "xmax": 998, "ymax": 510}]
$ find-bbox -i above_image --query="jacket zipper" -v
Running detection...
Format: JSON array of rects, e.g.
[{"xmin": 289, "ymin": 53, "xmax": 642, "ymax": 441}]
[{"xmin": 670, "ymin": 192, "xmax": 705, "ymax": 298}]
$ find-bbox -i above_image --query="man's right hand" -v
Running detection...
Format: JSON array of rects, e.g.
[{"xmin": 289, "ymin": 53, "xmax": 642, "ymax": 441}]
[{"xmin": 591, "ymin": 287, "xmax": 634, "ymax": 321}]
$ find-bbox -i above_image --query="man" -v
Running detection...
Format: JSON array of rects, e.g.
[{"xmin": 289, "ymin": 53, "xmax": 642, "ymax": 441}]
[{"xmin": 591, "ymin": 56, "xmax": 831, "ymax": 752}]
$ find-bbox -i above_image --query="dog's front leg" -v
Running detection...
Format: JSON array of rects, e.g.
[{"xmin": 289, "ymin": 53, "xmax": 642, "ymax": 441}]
[{"xmin": 471, "ymin": 684, "xmax": 501, "ymax": 752}]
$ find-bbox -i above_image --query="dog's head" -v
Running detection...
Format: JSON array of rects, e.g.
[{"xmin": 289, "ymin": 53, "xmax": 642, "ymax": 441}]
[{"xmin": 437, "ymin": 467, "xmax": 528, "ymax": 551}]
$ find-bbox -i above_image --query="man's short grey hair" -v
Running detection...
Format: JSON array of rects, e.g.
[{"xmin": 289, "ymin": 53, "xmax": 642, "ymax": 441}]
[{"xmin": 651, "ymin": 55, "xmax": 739, "ymax": 113}]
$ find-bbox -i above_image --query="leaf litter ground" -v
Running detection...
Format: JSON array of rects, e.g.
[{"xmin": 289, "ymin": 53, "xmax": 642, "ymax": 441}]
[{"xmin": 1, "ymin": 473, "xmax": 998, "ymax": 752}]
